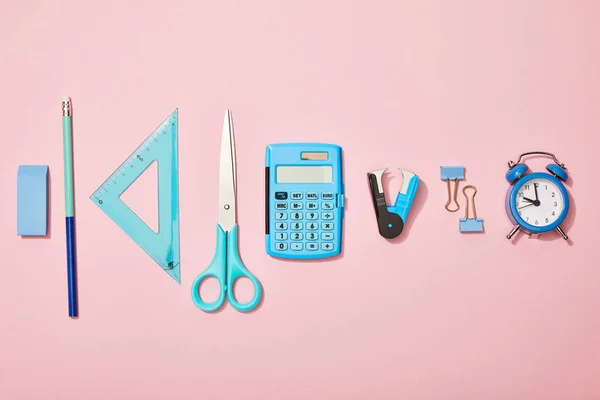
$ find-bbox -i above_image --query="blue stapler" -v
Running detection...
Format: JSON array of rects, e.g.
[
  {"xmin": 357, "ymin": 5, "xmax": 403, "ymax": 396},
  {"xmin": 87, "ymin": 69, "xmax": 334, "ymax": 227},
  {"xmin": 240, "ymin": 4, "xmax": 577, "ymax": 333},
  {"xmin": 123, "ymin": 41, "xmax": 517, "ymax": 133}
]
[{"xmin": 367, "ymin": 168, "xmax": 419, "ymax": 239}]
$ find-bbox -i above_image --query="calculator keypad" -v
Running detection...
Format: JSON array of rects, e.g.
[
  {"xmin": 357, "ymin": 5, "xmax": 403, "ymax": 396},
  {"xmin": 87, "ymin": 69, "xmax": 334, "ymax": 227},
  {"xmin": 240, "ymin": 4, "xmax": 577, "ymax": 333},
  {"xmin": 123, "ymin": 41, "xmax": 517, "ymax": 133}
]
[
  {"xmin": 306, "ymin": 212, "xmax": 318, "ymax": 220},
  {"xmin": 291, "ymin": 232, "xmax": 303, "ymax": 241},
  {"xmin": 306, "ymin": 232, "xmax": 318, "ymax": 241},
  {"xmin": 321, "ymin": 222, "xmax": 334, "ymax": 230},
  {"xmin": 321, "ymin": 242, "xmax": 334, "ymax": 251},
  {"xmin": 271, "ymin": 191, "xmax": 338, "ymax": 255},
  {"xmin": 322, "ymin": 202, "xmax": 334, "ymax": 210}
]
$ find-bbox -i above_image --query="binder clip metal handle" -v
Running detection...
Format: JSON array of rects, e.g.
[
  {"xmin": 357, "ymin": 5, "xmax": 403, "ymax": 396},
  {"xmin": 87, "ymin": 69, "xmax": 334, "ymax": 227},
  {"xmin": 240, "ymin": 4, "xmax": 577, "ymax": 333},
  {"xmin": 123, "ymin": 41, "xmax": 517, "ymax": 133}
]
[
  {"xmin": 459, "ymin": 185, "xmax": 484, "ymax": 233},
  {"xmin": 441, "ymin": 166, "xmax": 464, "ymax": 212}
]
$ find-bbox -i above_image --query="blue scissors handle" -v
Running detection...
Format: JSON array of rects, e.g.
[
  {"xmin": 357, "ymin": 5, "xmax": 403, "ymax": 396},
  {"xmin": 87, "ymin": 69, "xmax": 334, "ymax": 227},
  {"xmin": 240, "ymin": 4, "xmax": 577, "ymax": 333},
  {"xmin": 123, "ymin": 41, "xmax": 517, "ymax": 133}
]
[
  {"xmin": 226, "ymin": 225, "xmax": 262, "ymax": 312},
  {"xmin": 191, "ymin": 224, "xmax": 262, "ymax": 312},
  {"xmin": 191, "ymin": 225, "xmax": 227, "ymax": 312}
]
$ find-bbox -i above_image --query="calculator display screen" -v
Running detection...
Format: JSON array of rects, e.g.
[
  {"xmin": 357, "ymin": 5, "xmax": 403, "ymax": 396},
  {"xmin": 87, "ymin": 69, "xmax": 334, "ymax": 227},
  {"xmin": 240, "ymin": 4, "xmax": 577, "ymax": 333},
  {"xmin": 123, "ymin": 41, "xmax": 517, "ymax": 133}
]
[{"xmin": 276, "ymin": 166, "xmax": 333, "ymax": 183}]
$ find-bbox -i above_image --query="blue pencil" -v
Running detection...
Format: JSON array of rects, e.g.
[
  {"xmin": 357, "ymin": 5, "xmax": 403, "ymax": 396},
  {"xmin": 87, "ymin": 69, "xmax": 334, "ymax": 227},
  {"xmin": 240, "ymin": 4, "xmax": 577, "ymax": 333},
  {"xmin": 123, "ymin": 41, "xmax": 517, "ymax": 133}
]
[{"xmin": 62, "ymin": 97, "xmax": 78, "ymax": 317}]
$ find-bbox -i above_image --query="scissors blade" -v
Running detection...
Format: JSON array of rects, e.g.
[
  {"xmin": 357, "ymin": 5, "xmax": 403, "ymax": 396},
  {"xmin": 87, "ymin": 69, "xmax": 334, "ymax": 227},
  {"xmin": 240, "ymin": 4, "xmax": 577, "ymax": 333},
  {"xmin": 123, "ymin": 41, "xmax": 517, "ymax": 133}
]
[{"xmin": 218, "ymin": 109, "xmax": 236, "ymax": 231}]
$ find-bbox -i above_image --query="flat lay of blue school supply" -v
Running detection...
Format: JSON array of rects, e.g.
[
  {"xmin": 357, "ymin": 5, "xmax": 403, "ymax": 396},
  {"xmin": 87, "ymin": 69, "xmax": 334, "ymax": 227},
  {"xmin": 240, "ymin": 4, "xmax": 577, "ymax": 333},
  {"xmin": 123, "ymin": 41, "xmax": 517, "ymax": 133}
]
[
  {"xmin": 14, "ymin": 96, "xmax": 576, "ymax": 319},
  {"xmin": 505, "ymin": 151, "xmax": 570, "ymax": 240},
  {"xmin": 265, "ymin": 143, "xmax": 344, "ymax": 259},
  {"xmin": 191, "ymin": 110, "xmax": 262, "ymax": 313},
  {"xmin": 367, "ymin": 168, "xmax": 419, "ymax": 239},
  {"xmin": 90, "ymin": 109, "xmax": 181, "ymax": 283}
]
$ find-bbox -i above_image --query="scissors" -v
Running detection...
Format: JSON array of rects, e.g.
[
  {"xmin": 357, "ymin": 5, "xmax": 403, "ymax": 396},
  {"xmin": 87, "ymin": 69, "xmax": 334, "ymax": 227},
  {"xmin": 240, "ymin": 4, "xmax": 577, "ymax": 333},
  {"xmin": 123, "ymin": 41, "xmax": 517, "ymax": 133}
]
[{"xmin": 191, "ymin": 110, "xmax": 262, "ymax": 312}]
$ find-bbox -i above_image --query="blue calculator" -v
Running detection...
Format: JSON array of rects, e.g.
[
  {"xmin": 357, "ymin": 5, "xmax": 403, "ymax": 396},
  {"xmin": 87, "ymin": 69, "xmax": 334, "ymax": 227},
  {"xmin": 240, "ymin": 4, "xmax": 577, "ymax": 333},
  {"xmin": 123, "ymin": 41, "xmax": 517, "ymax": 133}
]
[{"xmin": 266, "ymin": 143, "xmax": 344, "ymax": 259}]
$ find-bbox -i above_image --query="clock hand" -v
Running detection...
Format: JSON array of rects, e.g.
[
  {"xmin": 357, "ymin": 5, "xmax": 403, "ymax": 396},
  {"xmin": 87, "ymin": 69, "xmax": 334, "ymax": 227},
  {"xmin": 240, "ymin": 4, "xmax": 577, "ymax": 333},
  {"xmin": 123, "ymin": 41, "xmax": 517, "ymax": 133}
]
[
  {"xmin": 523, "ymin": 196, "xmax": 541, "ymax": 207},
  {"xmin": 518, "ymin": 203, "xmax": 535, "ymax": 210},
  {"xmin": 534, "ymin": 183, "xmax": 539, "ymax": 201}
]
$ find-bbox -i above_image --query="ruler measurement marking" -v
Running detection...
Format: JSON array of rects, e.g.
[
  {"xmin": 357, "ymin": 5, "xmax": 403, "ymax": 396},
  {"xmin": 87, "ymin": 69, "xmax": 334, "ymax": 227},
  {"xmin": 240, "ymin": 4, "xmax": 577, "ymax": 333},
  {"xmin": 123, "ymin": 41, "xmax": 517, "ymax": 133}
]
[
  {"xmin": 91, "ymin": 116, "xmax": 176, "ymax": 198},
  {"xmin": 89, "ymin": 110, "xmax": 179, "ymax": 282}
]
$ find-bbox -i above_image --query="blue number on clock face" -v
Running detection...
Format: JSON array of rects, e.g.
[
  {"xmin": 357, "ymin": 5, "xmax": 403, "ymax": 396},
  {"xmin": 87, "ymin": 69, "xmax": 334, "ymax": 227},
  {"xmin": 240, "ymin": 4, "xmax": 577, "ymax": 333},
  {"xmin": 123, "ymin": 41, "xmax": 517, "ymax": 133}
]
[{"xmin": 510, "ymin": 172, "xmax": 569, "ymax": 233}]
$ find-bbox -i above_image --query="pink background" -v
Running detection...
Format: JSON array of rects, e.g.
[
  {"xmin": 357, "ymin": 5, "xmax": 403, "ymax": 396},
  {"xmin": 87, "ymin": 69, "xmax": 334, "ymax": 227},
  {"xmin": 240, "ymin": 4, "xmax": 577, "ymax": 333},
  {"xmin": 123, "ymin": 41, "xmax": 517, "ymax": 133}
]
[{"xmin": 1, "ymin": 1, "xmax": 599, "ymax": 398}]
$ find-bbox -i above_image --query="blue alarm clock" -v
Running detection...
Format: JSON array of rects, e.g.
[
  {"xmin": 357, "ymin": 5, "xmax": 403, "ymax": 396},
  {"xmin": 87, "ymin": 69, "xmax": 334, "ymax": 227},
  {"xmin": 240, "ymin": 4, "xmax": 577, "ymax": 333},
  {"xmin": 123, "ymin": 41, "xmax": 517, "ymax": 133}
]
[{"xmin": 505, "ymin": 151, "xmax": 570, "ymax": 240}]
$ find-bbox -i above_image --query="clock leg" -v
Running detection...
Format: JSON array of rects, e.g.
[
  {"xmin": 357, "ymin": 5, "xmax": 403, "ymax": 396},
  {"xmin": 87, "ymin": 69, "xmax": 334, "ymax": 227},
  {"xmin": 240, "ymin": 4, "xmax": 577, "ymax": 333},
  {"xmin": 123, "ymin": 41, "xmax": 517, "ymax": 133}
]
[
  {"xmin": 507, "ymin": 225, "xmax": 520, "ymax": 239},
  {"xmin": 556, "ymin": 226, "xmax": 568, "ymax": 240}
]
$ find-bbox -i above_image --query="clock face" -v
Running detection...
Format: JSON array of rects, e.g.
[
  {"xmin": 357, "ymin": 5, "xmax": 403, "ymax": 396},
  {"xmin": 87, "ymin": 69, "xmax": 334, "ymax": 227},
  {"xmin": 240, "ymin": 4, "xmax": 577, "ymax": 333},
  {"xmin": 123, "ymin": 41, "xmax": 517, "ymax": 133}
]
[{"xmin": 515, "ymin": 177, "xmax": 565, "ymax": 228}]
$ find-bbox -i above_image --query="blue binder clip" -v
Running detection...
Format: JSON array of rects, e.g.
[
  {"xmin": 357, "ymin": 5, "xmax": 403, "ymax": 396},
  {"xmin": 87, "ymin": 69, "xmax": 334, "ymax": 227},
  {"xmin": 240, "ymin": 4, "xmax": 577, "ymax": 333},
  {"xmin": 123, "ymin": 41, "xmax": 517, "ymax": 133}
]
[
  {"xmin": 367, "ymin": 168, "xmax": 419, "ymax": 239},
  {"xmin": 459, "ymin": 185, "xmax": 483, "ymax": 233},
  {"xmin": 441, "ymin": 166, "xmax": 465, "ymax": 212}
]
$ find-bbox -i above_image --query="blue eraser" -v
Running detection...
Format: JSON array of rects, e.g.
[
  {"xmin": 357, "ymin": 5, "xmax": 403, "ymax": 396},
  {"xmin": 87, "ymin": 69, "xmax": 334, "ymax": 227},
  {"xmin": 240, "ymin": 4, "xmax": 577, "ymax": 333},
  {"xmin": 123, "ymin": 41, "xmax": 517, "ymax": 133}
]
[
  {"xmin": 17, "ymin": 165, "xmax": 48, "ymax": 236},
  {"xmin": 459, "ymin": 218, "xmax": 484, "ymax": 233},
  {"xmin": 441, "ymin": 166, "xmax": 465, "ymax": 180}
]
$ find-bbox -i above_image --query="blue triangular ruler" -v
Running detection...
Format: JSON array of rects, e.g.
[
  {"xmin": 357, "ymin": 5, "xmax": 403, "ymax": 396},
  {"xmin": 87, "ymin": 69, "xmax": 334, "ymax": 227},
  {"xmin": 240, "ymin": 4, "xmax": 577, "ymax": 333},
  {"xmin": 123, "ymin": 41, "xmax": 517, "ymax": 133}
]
[{"xmin": 90, "ymin": 109, "xmax": 180, "ymax": 283}]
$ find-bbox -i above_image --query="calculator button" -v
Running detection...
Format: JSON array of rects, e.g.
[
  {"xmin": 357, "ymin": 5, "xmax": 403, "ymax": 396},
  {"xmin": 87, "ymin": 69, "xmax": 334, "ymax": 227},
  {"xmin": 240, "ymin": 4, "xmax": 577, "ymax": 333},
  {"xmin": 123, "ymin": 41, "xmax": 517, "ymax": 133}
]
[
  {"xmin": 307, "ymin": 222, "xmax": 318, "ymax": 230},
  {"xmin": 322, "ymin": 192, "xmax": 334, "ymax": 200},
  {"xmin": 275, "ymin": 242, "xmax": 288, "ymax": 251},
  {"xmin": 275, "ymin": 212, "xmax": 288, "ymax": 220},
  {"xmin": 275, "ymin": 232, "xmax": 288, "ymax": 240},
  {"xmin": 321, "ymin": 242, "xmax": 334, "ymax": 251},
  {"xmin": 306, "ymin": 232, "xmax": 318, "ymax": 241},
  {"xmin": 291, "ymin": 192, "xmax": 303, "ymax": 200},
  {"xmin": 321, "ymin": 222, "xmax": 334, "ymax": 230},
  {"xmin": 305, "ymin": 212, "xmax": 318, "ymax": 220},
  {"xmin": 321, "ymin": 202, "xmax": 334, "ymax": 210},
  {"xmin": 306, "ymin": 202, "xmax": 318, "ymax": 210},
  {"xmin": 291, "ymin": 202, "xmax": 303, "ymax": 210},
  {"xmin": 291, "ymin": 212, "xmax": 303, "ymax": 220},
  {"xmin": 321, "ymin": 232, "xmax": 334, "ymax": 240},
  {"xmin": 307, "ymin": 243, "xmax": 318, "ymax": 251},
  {"xmin": 275, "ymin": 202, "xmax": 288, "ymax": 210},
  {"xmin": 291, "ymin": 232, "xmax": 303, "ymax": 241},
  {"xmin": 306, "ymin": 192, "xmax": 319, "ymax": 200},
  {"xmin": 290, "ymin": 222, "xmax": 303, "ymax": 230},
  {"xmin": 275, "ymin": 222, "xmax": 288, "ymax": 230},
  {"xmin": 291, "ymin": 243, "xmax": 303, "ymax": 251},
  {"xmin": 275, "ymin": 192, "xmax": 288, "ymax": 200},
  {"xmin": 321, "ymin": 212, "xmax": 334, "ymax": 220}
]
